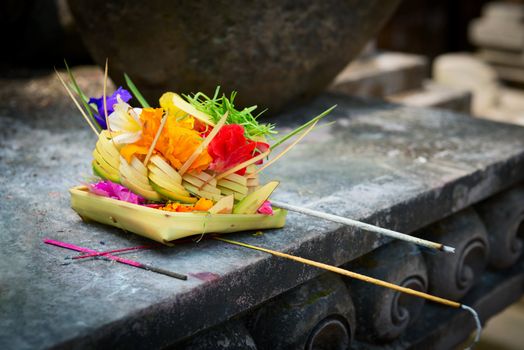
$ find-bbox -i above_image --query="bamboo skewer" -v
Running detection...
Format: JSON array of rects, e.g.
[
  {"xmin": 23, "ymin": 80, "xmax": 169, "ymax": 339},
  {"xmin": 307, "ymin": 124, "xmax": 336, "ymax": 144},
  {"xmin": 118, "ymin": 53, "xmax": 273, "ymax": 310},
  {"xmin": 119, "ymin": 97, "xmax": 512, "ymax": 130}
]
[
  {"xmin": 214, "ymin": 237, "xmax": 482, "ymax": 349},
  {"xmin": 215, "ymin": 150, "xmax": 270, "ymax": 181},
  {"xmin": 143, "ymin": 114, "xmax": 168, "ymax": 166},
  {"xmin": 271, "ymin": 200, "xmax": 455, "ymax": 253},
  {"xmin": 178, "ymin": 111, "xmax": 229, "ymax": 176},
  {"xmin": 103, "ymin": 58, "xmax": 112, "ymax": 141}
]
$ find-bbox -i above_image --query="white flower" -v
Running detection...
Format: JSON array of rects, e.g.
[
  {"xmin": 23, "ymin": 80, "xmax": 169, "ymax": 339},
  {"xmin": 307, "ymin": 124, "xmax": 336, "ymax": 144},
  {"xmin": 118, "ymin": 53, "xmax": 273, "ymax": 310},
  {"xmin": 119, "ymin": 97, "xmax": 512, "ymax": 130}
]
[{"xmin": 108, "ymin": 96, "xmax": 142, "ymax": 144}]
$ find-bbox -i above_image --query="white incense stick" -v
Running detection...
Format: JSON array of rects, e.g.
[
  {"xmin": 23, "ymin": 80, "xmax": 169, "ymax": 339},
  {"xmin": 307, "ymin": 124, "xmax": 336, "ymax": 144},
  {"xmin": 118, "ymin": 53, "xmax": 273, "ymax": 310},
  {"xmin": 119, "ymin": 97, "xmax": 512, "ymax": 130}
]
[{"xmin": 271, "ymin": 200, "xmax": 455, "ymax": 253}]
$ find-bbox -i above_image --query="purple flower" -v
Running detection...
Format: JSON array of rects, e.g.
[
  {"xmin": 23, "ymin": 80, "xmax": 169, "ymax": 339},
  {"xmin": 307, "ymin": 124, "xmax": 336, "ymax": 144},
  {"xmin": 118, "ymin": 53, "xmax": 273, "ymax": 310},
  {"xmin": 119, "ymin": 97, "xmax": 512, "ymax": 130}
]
[
  {"xmin": 88, "ymin": 180, "xmax": 145, "ymax": 205},
  {"xmin": 257, "ymin": 200, "xmax": 273, "ymax": 215},
  {"xmin": 88, "ymin": 87, "xmax": 132, "ymax": 129}
]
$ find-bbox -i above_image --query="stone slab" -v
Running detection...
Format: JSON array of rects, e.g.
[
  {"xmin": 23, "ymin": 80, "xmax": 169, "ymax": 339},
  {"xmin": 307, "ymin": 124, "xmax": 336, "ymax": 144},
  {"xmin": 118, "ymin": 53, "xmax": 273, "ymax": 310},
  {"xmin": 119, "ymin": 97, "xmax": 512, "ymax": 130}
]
[
  {"xmin": 2, "ymin": 77, "xmax": 524, "ymax": 349},
  {"xmin": 469, "ymin": 17, "xmax": 524, "ymax": 52},
  {"xmin": 479, "ymin": 49, "xmax": 524, "ymax": 69},
  {"xmin": 491, "ymin": 64, "xmax": 524, "ymax": 85},
  {"xmin": 388, "ymin": 82, "xmax": 472, "ymax": 113},
  {"xmin": 329, "ymin": 52, "xmax": 427, "ymax": 98}
]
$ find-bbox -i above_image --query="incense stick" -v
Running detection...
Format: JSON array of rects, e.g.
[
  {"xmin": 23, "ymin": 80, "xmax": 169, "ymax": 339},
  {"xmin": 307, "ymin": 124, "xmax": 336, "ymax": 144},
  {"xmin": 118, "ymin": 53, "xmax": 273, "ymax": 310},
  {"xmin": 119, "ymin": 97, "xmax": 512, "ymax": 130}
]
[
  {"xmin": 44, "ymin": 238, "xmax": 186, "ymax": 280},
  {"xmin": 271, "ymin": 200, "xmax": 455, "ymax": 253},
  {"xmin": 214, "ymin": 237, "xmax": 482, "ymax": 347},
  {"xmin": 54, "ymin": 68, "xmax": 99, "ymax": 136},
  {"xmin": 71, "ymin": 244, "xmax": 159, "ymax": 260}
]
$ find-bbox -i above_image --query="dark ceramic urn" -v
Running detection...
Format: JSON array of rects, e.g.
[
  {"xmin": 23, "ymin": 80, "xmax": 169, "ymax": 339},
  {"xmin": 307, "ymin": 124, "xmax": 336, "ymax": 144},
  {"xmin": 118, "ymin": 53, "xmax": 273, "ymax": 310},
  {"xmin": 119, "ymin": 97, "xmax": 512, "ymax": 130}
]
[{"xmin": 68, "ymin": 0, "xmax": 400, "ymax": 113}]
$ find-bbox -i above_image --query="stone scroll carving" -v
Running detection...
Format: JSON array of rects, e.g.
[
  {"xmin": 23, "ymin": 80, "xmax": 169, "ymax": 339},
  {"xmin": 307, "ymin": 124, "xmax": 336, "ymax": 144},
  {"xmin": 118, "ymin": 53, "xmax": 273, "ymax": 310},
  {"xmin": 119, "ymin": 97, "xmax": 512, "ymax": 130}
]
[
  {"xmin": 247, "ymin": 273, "xmax": 355, "ymax": 350},
  {"xmin": 475, "ymin": 185, "xmax": 524, "ymax": 269},
  {"xmin": 421, "ymin": 208, "xmax": 489, "ymax": 300},
  {"xmin": 346, "ymin": 241, "xmax": 428, "ymax": 342},
  {"xmin": 176, "ymin": 320, "xmax": 257, "ymax": 350}
]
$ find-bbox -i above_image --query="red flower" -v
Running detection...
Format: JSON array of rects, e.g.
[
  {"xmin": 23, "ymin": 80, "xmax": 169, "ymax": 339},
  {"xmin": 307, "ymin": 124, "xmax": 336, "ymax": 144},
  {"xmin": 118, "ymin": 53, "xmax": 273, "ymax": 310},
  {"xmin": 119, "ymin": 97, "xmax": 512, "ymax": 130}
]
[{"xmin": 208, "ymin": 124, "xmax": 269, "ymax": 175}]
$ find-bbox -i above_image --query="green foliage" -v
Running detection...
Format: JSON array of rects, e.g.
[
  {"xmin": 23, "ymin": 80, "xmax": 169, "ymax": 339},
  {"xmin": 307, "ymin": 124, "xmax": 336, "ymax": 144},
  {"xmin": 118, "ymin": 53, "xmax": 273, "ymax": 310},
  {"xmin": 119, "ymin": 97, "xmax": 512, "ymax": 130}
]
[
  {"xmin": 184, "ymin": 87, "xmax": 276, "ymax": 138},
  {"xmin": 124, "ymin": 73, "xmax": 151, "ymax": 108},
  {"xmin": 271, "ymin": 105, "xmax": 336, "ymax": 149}
]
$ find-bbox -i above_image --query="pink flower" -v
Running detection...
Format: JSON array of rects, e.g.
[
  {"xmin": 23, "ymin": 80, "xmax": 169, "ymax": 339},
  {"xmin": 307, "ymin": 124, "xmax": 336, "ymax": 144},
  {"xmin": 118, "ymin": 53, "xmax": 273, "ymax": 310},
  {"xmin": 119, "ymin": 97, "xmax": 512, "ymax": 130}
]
[
  {"xmin": 257, "ymin": 201, "xmax": 273, "ymax": 215},
  {"xmin": 88, "ymin": 180, "xmax": 145, "ymax": 205}
]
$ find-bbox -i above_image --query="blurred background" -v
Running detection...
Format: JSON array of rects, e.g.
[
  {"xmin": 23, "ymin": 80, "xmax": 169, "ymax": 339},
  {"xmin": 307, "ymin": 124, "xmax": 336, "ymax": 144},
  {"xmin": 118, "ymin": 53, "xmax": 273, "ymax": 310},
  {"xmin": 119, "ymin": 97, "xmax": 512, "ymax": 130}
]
[{"xmin": 1, "ymin": 1, "xmax": 523, "ymax": 348}]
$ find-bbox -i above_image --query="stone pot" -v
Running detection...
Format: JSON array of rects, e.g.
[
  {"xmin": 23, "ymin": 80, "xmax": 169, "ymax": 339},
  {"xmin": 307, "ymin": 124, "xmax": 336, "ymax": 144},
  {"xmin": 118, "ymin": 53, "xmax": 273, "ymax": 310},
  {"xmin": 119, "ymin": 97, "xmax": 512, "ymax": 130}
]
[{"xmin": 68, "ymin": 0, "xmax": 400, "ymax": 113}]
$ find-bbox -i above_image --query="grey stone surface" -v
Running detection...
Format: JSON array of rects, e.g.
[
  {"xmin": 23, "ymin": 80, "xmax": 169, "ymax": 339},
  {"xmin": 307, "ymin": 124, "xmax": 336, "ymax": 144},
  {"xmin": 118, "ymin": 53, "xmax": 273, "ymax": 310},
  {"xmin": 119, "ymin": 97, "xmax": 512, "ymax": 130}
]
[
  {"xmin": 2, "ymin": 76, "xmax": 524, "ymax": 349},
  {"xmin": 67, "ymin": 0, "xmax": 400, "ymax": 112}
]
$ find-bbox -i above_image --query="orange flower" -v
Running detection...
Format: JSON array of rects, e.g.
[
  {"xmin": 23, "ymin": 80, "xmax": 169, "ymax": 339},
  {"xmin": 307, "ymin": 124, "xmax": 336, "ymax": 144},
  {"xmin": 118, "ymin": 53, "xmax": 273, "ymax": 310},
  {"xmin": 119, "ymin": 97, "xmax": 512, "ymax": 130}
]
[
  {"xmin": 160, "ymin": 118, "xmax": 212, "ymax": 171},
  {"xmin": 119, "ymin": 107, "xmax": 212, "ymax": 172},
  {"xmin": 159, "ymin": 198, "xmax": 213, "ymax": 212},
  {"xmin": 193, "ymin": 198, "xmax": 214, "ymax": 211}
]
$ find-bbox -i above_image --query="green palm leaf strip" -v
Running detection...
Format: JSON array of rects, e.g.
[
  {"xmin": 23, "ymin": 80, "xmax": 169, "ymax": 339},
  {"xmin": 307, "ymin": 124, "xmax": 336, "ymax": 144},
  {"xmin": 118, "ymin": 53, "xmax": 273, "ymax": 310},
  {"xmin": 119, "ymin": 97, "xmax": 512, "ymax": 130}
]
[
  {"xmin": 271, "ymin": 105, "xmax": 336, "ymax": 149},
  {"xmin": 124, "ymin": 73, "xmax": 150, "ymax": 108}
]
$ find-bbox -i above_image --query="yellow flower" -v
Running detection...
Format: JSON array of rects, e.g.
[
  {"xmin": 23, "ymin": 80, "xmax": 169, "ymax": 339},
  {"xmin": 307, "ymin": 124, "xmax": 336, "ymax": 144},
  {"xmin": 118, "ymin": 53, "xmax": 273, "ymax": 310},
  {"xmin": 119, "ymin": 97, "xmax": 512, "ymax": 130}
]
[
  {"xmin": 108, "ymin": 96, "xmax": 143, "ymax": 145},
  {"xmin": 159, "ymin": 92, "xmax": 194, "ymax": 129}
]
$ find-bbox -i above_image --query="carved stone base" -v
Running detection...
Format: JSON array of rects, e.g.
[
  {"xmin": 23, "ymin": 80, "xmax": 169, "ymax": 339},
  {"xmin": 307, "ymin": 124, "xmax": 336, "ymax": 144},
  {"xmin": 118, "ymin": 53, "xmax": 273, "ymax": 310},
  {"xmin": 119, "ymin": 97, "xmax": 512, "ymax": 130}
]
[
  {"xmin": 247, "ymin": 273, "xmax": 355, "ymax": 350},
  {"xmin": 476, "ymin": 185, "xmax": 524, "ymax": 269},
  {"xmin": 175, "ymin": 320, "xmax": 256, "ymax": 350},
  {"xmin": 346, "ymin": 242, "xmax": 428, "ymax": 342},
  {"xmin": 421, "ymin": 208, "xmax": 489, "ymax": 300}
]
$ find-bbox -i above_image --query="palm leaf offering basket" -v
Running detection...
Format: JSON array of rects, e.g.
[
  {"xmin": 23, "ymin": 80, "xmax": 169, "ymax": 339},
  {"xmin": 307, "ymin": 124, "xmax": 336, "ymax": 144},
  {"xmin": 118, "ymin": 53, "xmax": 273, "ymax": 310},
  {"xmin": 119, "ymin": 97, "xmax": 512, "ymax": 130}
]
[
  {"xmin": 62, "ymin": 65, "xmax": 333, "ymax": 244},
  {"xmin": 70, "ymin": 185, "xmax": 287, "ymax": 244}
]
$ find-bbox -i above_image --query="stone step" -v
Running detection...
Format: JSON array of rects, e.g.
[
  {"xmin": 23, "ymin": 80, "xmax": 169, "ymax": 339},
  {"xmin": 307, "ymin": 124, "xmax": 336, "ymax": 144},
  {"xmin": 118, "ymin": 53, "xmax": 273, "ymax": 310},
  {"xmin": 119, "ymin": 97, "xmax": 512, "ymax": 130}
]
[
  {"xmin": 387, "ymin": 82, "xmax": 472, "ymax": 113},
  {"xmin": 469, "ymin": 17, "xmax": 524, "ymax": 52},
  {"xmin": 329, "ymin": 51, "xmax": 427, "ymax": 98},
  {"xmin": 479, "ymin": 49, "xmax": 524, "ymax": 69},
  {"xmin": 491, "ymin": 64, "xmax": 524, "ymax": 85}
]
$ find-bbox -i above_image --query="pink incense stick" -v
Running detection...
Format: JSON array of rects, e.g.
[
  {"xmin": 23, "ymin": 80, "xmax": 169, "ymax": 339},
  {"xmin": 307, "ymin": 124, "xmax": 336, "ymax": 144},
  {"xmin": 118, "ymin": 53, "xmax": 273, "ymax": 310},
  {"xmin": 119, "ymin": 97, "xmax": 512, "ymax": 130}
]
[
  {"xmin": 43, "ymin": 238, "xmax": 187, "ymax": 280},
  {"xmin": 72, "ymin": 244, "xmax": 159, "ymax": 260}
]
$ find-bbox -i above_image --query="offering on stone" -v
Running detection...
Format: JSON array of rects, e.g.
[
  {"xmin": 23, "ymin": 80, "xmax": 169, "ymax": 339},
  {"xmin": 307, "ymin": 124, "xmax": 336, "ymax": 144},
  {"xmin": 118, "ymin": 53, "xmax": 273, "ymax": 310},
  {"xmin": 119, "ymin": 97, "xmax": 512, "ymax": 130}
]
[{"xmin": 60, "ymin": 65, "xmax": 333, "ymax": 244}]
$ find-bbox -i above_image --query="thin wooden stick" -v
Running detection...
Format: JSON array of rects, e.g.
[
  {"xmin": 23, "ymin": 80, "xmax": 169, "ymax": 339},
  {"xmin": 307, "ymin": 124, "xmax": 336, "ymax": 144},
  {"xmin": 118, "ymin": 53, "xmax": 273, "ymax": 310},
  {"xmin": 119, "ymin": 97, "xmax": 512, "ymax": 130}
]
[
  {"xmin": 213, "ymin": 237, "xmax": 482, "ymax": 347},
  {"xmin": 143, "ymin": 114, "xmax": 168, "ymax": 166},
  {"xmin": 254, "ymin": 119, "xmax": 319, "ymax": 175},
  {"xmin": 54, "ymin": 68, "xmax": 99, "ymax": 136},
  {"xmin": 215, "ymin": 150, "xmax": 270, "ymax": 181},
  {"xmin": 71, "ymin": 244, "xmax": 160, "ymax": 260},
  {"xmin": 103, "ymin": 58, "xmax": 114, "ymax": 144},
  {"xmin": 179, "ymin": 111, "xmax": 229, "ymax": 176},
  {"xmin": 215, "ymin": 236, "xmax": 457, "ymax": 306},
  {"xmin": 271, "ymin": 200, "xmax": 455, "ymax": 253}
]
